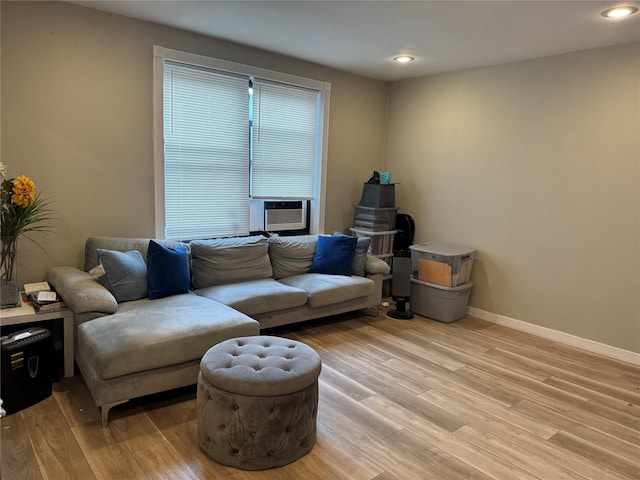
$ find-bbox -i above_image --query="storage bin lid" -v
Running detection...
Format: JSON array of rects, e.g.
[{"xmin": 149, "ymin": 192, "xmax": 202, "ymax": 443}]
[
  {"xmin": 410, "ymin": 241, "xmax": 476, "ymax": 256},
  {"xmin": 410, "ymin": 278, "xmax": 474, "ymax": 291}
]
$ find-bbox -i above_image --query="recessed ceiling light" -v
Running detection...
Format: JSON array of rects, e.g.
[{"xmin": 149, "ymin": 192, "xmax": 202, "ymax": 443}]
[
  {"xmin": 601, "ymin": 6, "xmax": 639, "ymax": 18},
  {"xmin": 393, "ymin": 56, "xmax": 415, "ymax": 64}
]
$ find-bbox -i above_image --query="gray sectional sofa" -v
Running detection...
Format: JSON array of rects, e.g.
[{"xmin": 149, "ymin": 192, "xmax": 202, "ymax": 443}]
[{"xmin": 48, "ymin": 235, "xmax": 389, "ymax": 425}]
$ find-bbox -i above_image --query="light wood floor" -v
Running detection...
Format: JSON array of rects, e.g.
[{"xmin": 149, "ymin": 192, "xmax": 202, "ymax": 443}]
[{"xmin": 2, "ymin": 309, "xmax": 640, "ymax": 480}]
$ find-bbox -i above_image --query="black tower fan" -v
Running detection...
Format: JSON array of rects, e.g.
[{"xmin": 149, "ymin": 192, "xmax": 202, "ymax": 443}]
[{"xmin": 388, "ymin": 250, "xmax": 414, "ymax": 319}]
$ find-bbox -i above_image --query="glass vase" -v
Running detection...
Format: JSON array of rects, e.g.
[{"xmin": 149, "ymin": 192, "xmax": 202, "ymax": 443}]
[{"xmin": 0, "ymin": 238, "xmax": 20, "ymax": 308}]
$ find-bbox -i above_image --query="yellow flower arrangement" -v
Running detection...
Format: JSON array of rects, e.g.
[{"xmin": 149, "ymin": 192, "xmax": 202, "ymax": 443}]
[
  {"xmin": 1, "ymin": 164, "xmax": 54, "ymax": 285},
  {"xmin": 11, "ymin": 175, "xmax": 36, "ymax": 207}
]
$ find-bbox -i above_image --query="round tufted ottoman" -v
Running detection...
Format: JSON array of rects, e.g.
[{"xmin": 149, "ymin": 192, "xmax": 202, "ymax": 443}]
[{"xmin": 197, "ymin": 335, "xmax": 322, "ymax": 470}]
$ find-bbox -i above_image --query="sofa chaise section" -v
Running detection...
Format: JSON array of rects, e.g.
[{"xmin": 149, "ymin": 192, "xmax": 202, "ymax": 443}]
[{"xmin": 75, "ymin": 293, "xmax": 258, "ymax": 426}]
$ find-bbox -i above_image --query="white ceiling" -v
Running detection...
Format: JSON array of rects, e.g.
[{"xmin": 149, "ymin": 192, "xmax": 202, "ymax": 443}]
[{"xmin": 74, "ymin": 0, "xmax": 640, "ymax": 81}]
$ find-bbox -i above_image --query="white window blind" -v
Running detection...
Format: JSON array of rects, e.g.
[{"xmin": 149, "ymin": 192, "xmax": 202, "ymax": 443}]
[
  {"xmin": 163, "ymin": 62, "xmax": 250, "ymax": 239},
  {"xmin": 250, "ymin": 80, "xmax": 319, "ymax": 199}
]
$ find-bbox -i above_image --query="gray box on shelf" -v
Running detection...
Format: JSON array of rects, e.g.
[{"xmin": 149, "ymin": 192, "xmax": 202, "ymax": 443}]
[
  {"xmin": 359, "ymin": 184, "xmax": 395, "ymax": 208},
  {"xmin": 410, "ymin": 279, "xmax": 473, "ymax": 323}
]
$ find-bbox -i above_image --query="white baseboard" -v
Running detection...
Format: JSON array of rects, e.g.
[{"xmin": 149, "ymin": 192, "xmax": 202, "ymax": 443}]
[{"xmin": 467, "ymin": 307, "xmax": 640, "ymax": 367}]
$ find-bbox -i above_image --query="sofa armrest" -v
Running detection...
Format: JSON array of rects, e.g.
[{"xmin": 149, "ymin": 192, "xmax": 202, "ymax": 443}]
[
  {"xmin": 365, "ymin": 256, "xmax": 391, "ymax": 276},
  {"xmin": 47, "ymin": 266, "xmax": 118, "ymax": 315}
]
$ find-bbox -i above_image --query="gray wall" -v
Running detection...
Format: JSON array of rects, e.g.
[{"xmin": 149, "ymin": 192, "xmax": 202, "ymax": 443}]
[
  {"xmin": 1, "ymin": 1, "xmax": 389, "ymax": 283},
  {"xmin": 385, "ymin": 43, "xmax": 640, "ymax": 353}
]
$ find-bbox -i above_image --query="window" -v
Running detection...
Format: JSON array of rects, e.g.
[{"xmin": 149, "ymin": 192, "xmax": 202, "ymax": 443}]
[{"xmin": 153, "ymin": 47, "xmax": 330, "ymax": 240}]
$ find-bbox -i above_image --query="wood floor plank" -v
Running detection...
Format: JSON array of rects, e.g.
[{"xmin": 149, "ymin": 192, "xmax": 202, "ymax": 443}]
[
  {"xmin": 431, "ymin": 340, "xmax": 551, "ymax": 381},
  {"xmin": 539, "ymin": 383, "xmax": 640, "ymax": 447},
  {"xmin": 456, "ymin": 364, "xmax": 588, "ymax": 407},
  {"xmin": 322, "ymin": 347, "xmax": 430, "ymax": 395},
  {"xmin": 319, "ymin": 380, "xmax": 402, "ymax": 439},
  {"xmin": 141, "ymin": 386, "xmax": 198, "ymax": 431},
  {"xmin": 419, "ymin": 386, "xmax": 559, "ymax": 439},
  {"xmin": 486, "ymin": 406, "xmax": 640, "ymax": 480},
  {"xmin": 23, "ymin": 412, "xmax": 97, "ymax": 480},
  {"xmin": 544, "ymin": 373, "xmax": 640, "ymax": 406},
  {"xmin": 369, "ymin": 316, "xmax": 492, "ymax": 354},
  {"xmin": 158, "ymin": 421, "xmax": 251, "ymax": 480},
  {"xmin": 548, "ymin": 429, "xmax": 640, "ymax": 480},
  {"xmin": 547, "ymin": 342, "xmax": 640, "ymax": 376},
  {"xmin": 131, "ymin": 440, "xmax": 200, "ymax": 480},
  {"xmin": 110, "ymin": 407, "xmax": 166, "ymax": 452},
  {"xmin": 360, "ymin": 393, "xmax": 542, "ymax": 480},
  {"xmin": 355, "ymin": 324, "xmax": 468, "ymax": 371},
  {"xmin": 308, "ymin": 422, "xmax": 386, "ymax": 480},
  {"xmin": 383, "ymin": 353, "xmax": 523, "ymax": 407},
  {"xmin": 51, "ymin": 376, "xmax": 102, "ymax": 427},
  {"xmin": 455, "ymin": 423, "xmax": 586, "ymax": 480},
  {"xmin": 71, "ymin": 421, "xmax": 147, "ymax": 480},
  {"xmin": 257, "ymin": 449, "xmax": 352, "ymax": 480},
  {"xmin": 0, "ymin": 414, "xmax": 43, "ymax": 480},
  {"xmin": 480, "ymin": 322, "xmax": 556, "ymax": 349},
  {"xmin": 318, "ymin": 363, "xmax": 376, "ymax": 402},
  {"xmin": 579, "ymin": 398, "xmax": 640, "ymax": 431},
  {"xmin": 512, "ymin": 399, "xmax": 640, "ymax": 459},
  {"xmin": 382, "ymin": 428, "xmax": 495, "ymax": 480}
]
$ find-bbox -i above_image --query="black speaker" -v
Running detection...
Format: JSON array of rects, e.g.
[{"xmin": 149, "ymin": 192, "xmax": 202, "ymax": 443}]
[
  {"xmin": 1, "ymin": 327, "xmax": 53, "ymax": 414},
  {"xmin": 388, "ymin": 250, "xmax": 414, "ymax": 320}
]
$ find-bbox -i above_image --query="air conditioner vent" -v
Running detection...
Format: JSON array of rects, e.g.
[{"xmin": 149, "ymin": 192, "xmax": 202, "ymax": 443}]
[{"xmin": 264, "ymin": 201, "xmax": 305, "ymax": 231}]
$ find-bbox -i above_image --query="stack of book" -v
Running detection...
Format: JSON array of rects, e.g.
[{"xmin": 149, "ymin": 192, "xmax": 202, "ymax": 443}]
[{"xmin": 23, "ymin": 281, "xmax": 67, "ymax": 313}]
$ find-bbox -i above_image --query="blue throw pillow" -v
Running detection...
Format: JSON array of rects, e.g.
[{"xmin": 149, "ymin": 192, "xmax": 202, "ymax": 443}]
[
  {"xmin": 96, "ymin": 249, "xmax": 148, "ymax": 303},
  {"xmin": 147, "ymin": 240, "xmax": 191, "ymax": 300},
  {"xmin": 309, "ymin": 235, "xmax": 358, "ymax": 276}
]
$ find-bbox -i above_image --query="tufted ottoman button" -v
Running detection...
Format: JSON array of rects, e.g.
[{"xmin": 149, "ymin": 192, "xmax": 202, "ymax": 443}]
[{"xmin": 197, "ymin": 335, "xmax": 321, "ymax": 471}]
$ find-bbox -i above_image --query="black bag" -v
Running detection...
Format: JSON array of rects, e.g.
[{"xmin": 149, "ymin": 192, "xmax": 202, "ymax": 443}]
[{"xmin": 393, "ymin": 214, "xmax": 415, "ymax": 251}]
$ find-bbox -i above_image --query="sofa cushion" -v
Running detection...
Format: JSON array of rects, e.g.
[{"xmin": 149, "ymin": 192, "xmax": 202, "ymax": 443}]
[
  {"xmin": 85, "ymin": 237, "xmax": 190, "ymax": 271},
  {"xmin": 268, "ymin": 235, "xmax": 318, "ymax": 279},
  {"xmin": 96, "ymin": 249, "xmax": 148, "ymax": 303},
  {"xmin": 310, "ymin": 235, "xmax": 357, "ymax": 276},
  {"xmin": 279, "ymin": 273, "xmax": 375, "ymax": 308},
  {"xmin": 191, "ymin": 236, "xmax": 272, "ymax": 288},
  {"xmin": 147, "ymin": 240, "xmax": 191, "ymax": 299},
  {"xmin": 195, "ymin": 279, "xmax": 308, "ymax": 316},
  {"xmin": 76, "ymin": 293, "xmax": 259, "ymax": 380}
]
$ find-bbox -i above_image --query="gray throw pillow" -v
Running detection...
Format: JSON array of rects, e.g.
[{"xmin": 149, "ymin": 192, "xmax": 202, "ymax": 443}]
[
  {"xmin": 96, "ymin": 249, "xmax": 148, "ymax": 303},
  {"xmin": 333, "ymin": 232, "xmax": 371, "ymax": 276}
]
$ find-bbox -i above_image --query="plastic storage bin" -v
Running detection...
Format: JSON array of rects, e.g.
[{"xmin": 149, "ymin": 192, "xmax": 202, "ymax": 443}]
[
  {"xmin": 349, "ymin": 228, "xmax": 397, "ymax": 255},
  {"xmin": 353, "ymin": 206, "xmax": 398, "ymax": 231},
  {"xmin": 410, "ymin": 242, "xmax": 476, "ymax": 287},
  {"xmin": 410, "ymin": 279, "xmax": 473, "ymax": 323},
  {"xmin": 359, "ymin": 184, "xmax": 395, "ymax": 208}
]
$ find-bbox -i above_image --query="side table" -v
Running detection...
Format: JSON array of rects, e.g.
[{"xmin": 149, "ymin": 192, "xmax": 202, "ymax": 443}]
[{"xmin": 0, "ymin": 301, "xmax": 74, "ymax": 378}]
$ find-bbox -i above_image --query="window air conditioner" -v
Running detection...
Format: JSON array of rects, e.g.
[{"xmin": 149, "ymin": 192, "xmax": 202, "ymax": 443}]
[{"xmin": 264, "ymin": 201, "xmax": 305, "ymax": 231}]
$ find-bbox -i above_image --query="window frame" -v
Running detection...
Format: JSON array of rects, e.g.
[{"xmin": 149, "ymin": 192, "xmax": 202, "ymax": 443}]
[{"xmin": 152, "ymin": 46, "xmax": 331, "ymax": 239}]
